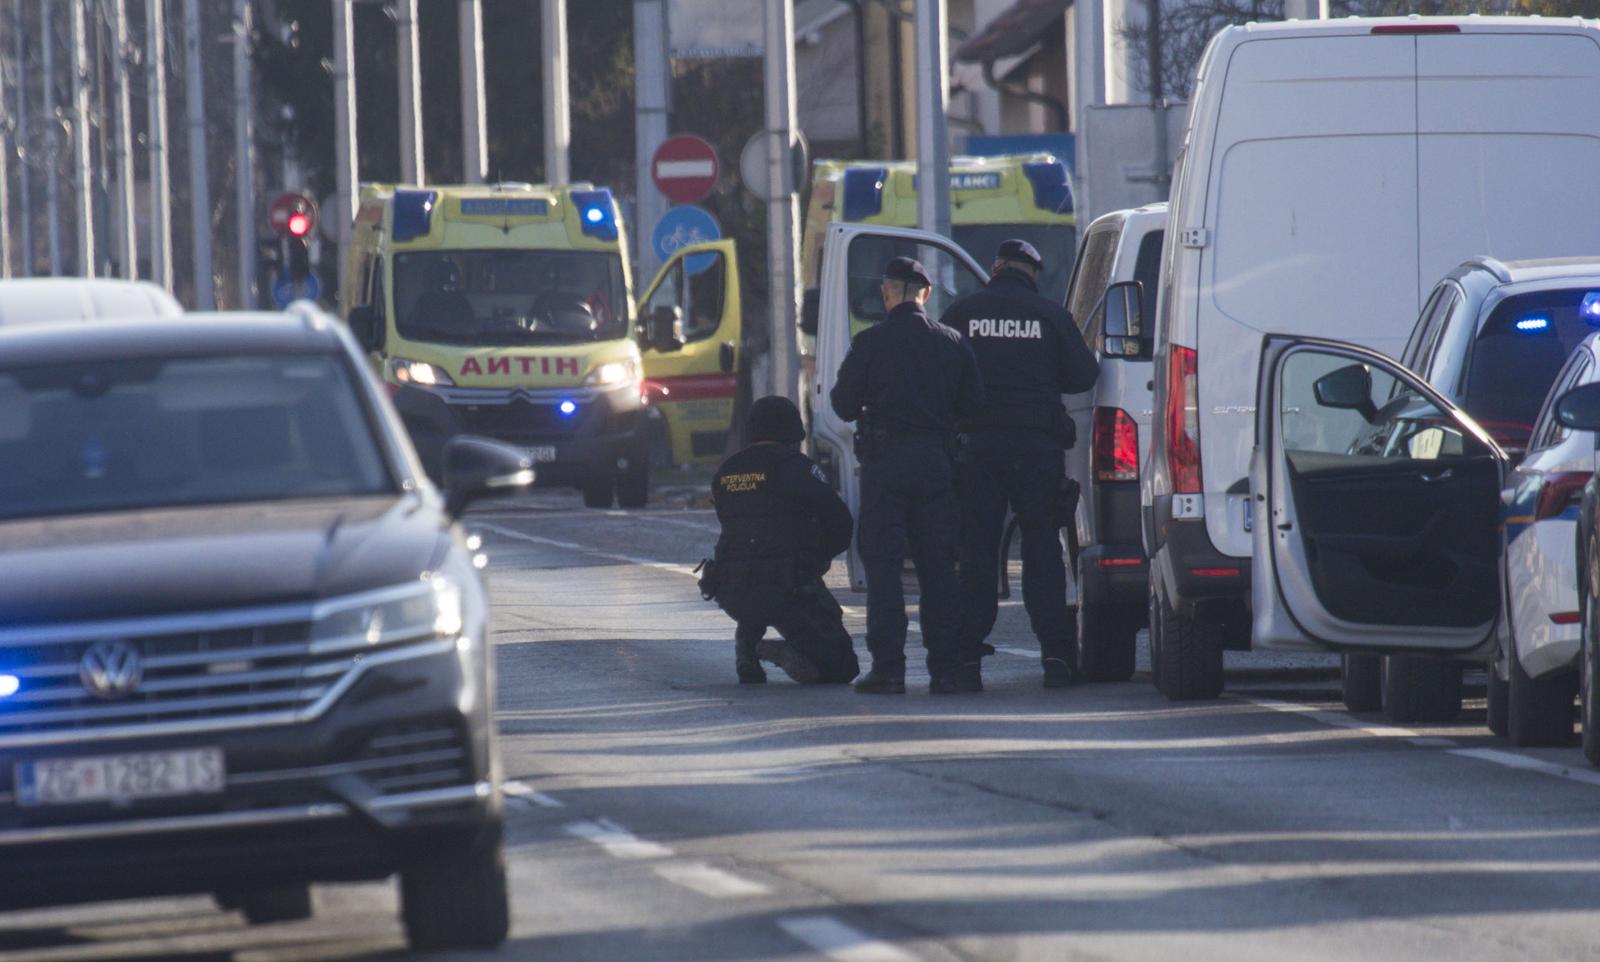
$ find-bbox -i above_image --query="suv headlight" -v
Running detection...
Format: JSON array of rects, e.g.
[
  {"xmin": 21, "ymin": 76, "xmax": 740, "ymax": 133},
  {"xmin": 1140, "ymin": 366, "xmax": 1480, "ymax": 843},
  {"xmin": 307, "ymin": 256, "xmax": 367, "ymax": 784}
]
[
  {"xmin": 310, "ymin": 575, "xmax": 466, "ymax": 651},
  {"xmin": 583, "ymin": 358, "xmax": 639, "ymax": 388},
  {"xmin": 389, "ymin": 357, "xmax": 456, "ymax": 388}
]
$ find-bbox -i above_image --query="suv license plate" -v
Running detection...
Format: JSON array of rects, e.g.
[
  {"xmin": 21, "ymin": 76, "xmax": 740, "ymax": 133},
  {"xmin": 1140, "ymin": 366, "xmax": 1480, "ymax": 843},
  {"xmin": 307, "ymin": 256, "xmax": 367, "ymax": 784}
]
[
  {"xmin": 526, "ymin": 446, "xmax": 557, "ymax": 463},
  {"xmin": 16, "ymin": 748, "xmax": 225, "ymax": 807}
]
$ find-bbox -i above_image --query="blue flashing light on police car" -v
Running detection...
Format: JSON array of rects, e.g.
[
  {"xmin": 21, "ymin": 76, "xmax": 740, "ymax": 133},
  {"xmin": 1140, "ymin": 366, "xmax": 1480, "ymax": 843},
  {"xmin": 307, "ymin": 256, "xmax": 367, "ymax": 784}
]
[
  {"xmin": 0, "ymin": 674, "xmax": 19, "ymax": 699},
  {"xmin": 571, "ymin": 189, "xmax": 619, "ymax": 241},
  {"xmin": 1516, "ymin": 315, "xmax": 1551, "ymax": 333},
  {"xmin": 559, "ymin": 399, "xmax": 578, "ymax": 417},
  {"xmin": 1582, "ymin": 291, "xmax": 1600, "ymax": 323}
]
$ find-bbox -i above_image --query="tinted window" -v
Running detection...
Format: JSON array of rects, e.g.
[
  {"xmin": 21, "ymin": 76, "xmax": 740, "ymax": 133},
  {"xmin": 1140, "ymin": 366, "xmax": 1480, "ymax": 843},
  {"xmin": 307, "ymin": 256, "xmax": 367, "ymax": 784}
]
[
  {"xmin": 1530, "ymin": 351, "xmax": 1591, "ymax": 452},
  {"xmin": 1463, "ymin": 288, "xmax": 1599, "ymax": 450},
  {"xmin": 1065, "ymin": 227, "xmax": 1120, "ymax": 333},
  {"xmin": 1132, "ymin": 230, "xmax": 1164, "ymax": 333},
  {"xmin": 844, "ymin": 236, "xmax": 984, "ymax": 335},
  {"xmin": 1402, "ymin": 286, "xmax": 1447, "ymax": 371},
  {"xmin": 393, "ymin": 249, "xmax": 628, "ymax": 346},
  {"xmin": 0, "ymin": 354, "xmax": 393, "ymax": 521}
]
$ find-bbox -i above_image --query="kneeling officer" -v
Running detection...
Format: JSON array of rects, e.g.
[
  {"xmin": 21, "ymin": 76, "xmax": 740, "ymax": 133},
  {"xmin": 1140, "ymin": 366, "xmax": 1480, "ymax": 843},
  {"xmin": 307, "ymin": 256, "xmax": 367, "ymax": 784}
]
[{"xmin": 704, "ymin": 396, "xmax": 860, "ymax": 685}]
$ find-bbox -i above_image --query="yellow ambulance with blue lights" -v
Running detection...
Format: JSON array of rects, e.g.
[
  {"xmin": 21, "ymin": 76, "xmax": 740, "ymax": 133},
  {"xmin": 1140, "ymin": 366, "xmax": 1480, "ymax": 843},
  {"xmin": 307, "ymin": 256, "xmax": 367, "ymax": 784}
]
[{"xmin": 342, "ymin": 182, "xmax": 742, "ymax": 508}]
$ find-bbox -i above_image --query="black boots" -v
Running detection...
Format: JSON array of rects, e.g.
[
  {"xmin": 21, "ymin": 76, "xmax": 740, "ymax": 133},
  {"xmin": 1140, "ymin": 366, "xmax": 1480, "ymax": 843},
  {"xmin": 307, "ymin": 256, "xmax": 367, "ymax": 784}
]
[
  {"xmin": 853, "ymin": 665, "xmax": 906, "ymax": 694},
  {"xmin": 756, "ymin": 638, "xmax": 822, "ymax": 684},
  {"xmin": 736, "ymin": 655, "xmax": 766, "ymax": 684},
  {"xmin": 930, "ymin": 661, "xmax": 983, "ymax": 694},
  {"xmin": 1043, "ymin": 657, "xmax": 1076, "ymax": 689}
]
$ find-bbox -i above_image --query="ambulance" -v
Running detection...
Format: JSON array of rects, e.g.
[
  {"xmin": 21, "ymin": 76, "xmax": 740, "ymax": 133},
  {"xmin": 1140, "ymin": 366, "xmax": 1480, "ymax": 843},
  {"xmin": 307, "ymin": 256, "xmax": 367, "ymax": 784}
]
[{"xmin": 341, "ymin": 182, "xmax": 742, "ymax": 508}]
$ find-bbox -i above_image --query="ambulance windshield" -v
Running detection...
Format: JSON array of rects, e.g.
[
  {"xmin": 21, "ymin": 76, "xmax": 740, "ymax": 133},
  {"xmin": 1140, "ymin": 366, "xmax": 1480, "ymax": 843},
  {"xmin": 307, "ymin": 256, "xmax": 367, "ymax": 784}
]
[
  {"xmin": 951, "ymin": 224, "xmax": 1076, "ymax": 304},
  {"xmin": 393, "ymin": 250, "xmax": 629, "ymax": 347}
]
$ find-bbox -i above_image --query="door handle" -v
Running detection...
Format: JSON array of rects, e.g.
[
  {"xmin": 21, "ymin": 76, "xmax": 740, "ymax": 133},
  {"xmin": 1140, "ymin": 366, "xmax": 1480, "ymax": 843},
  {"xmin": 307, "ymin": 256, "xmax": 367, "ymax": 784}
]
[{"xmin": 1420, "ymin": 468, "xmax": 1454, "ymax": 483}]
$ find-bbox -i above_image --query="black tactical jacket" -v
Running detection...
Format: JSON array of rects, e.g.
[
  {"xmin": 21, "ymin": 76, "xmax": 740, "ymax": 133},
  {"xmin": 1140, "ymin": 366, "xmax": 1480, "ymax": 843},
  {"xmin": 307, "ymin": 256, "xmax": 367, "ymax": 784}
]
[{"xmin": 712, "ymin": 442, "xmax": 853, "ymax": 573}]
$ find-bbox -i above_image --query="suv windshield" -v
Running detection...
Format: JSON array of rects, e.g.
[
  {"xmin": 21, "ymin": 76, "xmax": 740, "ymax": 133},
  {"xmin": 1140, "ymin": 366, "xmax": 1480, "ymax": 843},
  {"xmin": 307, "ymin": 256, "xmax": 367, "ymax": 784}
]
[
  {"xmin": 952, "ymin": 223, "xmax": 1077, "ymax": 303},
  {"xmin": 0, "ymin": 354, "xmax": 394, "ymax": 521},
  {"xmin": 1463, "ymin": 287, "xmax": 1600, "ymax": 449},
  {"xmin": 393, "ymin": 249, "xmax": 629, "ymax": 346}
]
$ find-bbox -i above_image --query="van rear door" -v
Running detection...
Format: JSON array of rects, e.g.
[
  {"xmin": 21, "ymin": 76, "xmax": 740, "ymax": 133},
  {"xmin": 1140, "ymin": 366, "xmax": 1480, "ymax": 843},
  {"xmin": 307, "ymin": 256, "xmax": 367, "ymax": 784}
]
[{"xmin": 1416, "ymin": 31, "xmax": 1600, "ymax": 290}]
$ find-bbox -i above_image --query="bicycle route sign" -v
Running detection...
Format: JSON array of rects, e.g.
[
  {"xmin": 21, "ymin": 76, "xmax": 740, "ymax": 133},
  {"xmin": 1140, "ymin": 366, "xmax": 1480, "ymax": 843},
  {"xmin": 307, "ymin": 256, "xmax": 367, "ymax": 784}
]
[{"xmin": 651, "ymin": 205, "xmax": 722, "ymax": 276}]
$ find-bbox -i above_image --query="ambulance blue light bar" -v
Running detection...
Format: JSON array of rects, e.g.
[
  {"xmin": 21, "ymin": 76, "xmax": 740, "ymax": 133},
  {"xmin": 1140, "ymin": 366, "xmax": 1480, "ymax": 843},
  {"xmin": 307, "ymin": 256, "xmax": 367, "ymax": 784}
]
[
  {"xmin": 841, "ymin": 167, "xmax": 889, "ymax": 221},
  {"xmin": 1516, "ymin": 315, "xmax": 1551, "ymax": 333},
  {"xmin": 570, "ymin": 189, "xmax": 619, "ymax": 241},
  {"xmin": 0, "ymin": 675, "xmax": 18, "ymax": 699},
  {"xmin": 391, "ymin": 190, "xmax": 438, "ymax": 242},
  {"xmin": 1022, "ymin": 160, "xmax": 1074, "ymax": 214},
  {"xmin": 1582, "ymin": 292, "xmax": 1600, "ymax": 324}
]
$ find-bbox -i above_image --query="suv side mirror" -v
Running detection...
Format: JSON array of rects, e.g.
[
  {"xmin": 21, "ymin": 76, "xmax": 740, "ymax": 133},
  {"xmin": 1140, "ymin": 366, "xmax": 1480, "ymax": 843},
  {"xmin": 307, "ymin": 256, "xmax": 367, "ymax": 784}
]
[
  {"xmin": 348, "ymin": 304, "xmax": 385, "ymax": 353},
  {"xmin": 1556, "ymin": 381, "xmax": 1600, "ymax": 432},
  {"xmin": 1096, "ymin": 281, "xmax": 1149, "ymax": 359},
  {"xmin": 1314, "ymin": 363, "xmax": 1379, "ymax": 423},
  {"xmin": 646, "ymin": 305, "xmax": 685, "ymax": 353},
  {"xmin": 441, "ymin": 436, "xmax": 534, "ymax": 517},
  {"xmin": 799, "ymin": 287, "xmax": 820, "ymax": 337}
]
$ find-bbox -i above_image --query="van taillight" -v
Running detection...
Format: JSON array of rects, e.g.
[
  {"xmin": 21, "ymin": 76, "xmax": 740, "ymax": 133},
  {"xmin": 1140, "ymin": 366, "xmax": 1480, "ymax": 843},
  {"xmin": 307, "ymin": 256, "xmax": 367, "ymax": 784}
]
[
  {"xmin": 1166, "ymin": 346, "xmax": 1203, "ymax": 494},
  {"xmin": 1535, "ymin": 472, "xmax": 1591, "ymax": 521},
  {"xmin": 1093, "ymin": 407, "xmax": 1139, "ymax": 482}
]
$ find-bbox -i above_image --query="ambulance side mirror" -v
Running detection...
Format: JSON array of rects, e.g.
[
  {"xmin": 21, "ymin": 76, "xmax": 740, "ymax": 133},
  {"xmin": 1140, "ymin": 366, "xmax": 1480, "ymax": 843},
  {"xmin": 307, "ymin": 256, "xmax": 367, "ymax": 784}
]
[
  {"xmin": 1096, "ymin": 281, "xmax": 1149, "ymax": 360},
  {"xmin": 348, "ymin": 305, "xmax": 385, "ymax": 353},
  {"xmin": 647, "ymin": 305, "xmax": 686, "ymax": 353}
]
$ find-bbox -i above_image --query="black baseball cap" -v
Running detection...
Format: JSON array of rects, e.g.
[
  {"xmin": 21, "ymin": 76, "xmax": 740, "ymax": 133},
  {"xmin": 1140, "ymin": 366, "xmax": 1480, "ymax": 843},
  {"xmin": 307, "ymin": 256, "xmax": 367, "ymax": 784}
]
[
  {"xmin": 997, "ymin": 238, "xmax": 1043, "ymax": 270},
  {"xmin": 883, "ymin": 256, "xmax": 932, "ymax": 289}
]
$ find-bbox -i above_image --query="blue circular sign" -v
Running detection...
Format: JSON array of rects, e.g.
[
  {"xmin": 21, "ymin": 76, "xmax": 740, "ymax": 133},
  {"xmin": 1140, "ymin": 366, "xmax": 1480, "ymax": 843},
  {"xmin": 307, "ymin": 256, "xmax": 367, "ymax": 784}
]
[
  {"xmin": 271, "ymin": 272, "xmax": 321, "ymax": 308},
  {"xmin": 651, "ymin": 205, "xmax": 721, "ymax": 276}
]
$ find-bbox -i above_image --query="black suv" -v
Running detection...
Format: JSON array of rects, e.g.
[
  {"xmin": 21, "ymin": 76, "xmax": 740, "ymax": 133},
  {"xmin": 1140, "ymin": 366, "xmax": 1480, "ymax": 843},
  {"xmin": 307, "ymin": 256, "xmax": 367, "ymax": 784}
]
[{"xmin": 0, "ymin": 311, "xmax": 530, "ymax": 949}]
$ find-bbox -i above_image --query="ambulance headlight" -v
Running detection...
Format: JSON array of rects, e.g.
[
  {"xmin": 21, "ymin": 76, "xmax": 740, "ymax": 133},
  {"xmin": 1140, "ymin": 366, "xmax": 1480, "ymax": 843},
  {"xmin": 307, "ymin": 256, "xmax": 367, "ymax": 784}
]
[
  {"xmin": 389, "ymin": 358, "xmax": 456, "ymax": 388},
  {"xmin": 583, "ymin": 358, "xmax": 639, "ymax": 388}
]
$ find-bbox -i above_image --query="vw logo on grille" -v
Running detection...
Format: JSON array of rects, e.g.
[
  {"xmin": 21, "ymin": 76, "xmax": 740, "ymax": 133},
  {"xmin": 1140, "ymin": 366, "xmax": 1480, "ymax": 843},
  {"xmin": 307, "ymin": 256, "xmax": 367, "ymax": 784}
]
[{"xmin": 79, "ymin": 639, "xmax": 143, "ymax": 699}]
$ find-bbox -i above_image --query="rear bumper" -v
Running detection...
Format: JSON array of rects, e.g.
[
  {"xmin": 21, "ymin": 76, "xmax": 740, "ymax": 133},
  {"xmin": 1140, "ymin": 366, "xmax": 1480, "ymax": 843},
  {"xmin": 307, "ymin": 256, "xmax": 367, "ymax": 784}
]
[
  {"xmin": 1078, "ymin": 543, "xmax": 1148, "ymax": 606},
  {"xmin": 1151, "ymin": 494, "xmax": 1251, "ymax": 602}
]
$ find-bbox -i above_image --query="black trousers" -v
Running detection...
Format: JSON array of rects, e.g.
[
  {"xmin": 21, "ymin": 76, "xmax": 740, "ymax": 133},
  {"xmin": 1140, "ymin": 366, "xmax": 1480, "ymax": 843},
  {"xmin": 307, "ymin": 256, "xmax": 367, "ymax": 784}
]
[
  {"xmin": 957, "ymin": 431, "xmax": 1074, "ymax": 665},
  {"xmin": 857, "ymin": 438, "xmax": 962, "ymax": 674},
  {"xmin": 718, "ymin": 578, "xmax": 860, "ymax": 683}
]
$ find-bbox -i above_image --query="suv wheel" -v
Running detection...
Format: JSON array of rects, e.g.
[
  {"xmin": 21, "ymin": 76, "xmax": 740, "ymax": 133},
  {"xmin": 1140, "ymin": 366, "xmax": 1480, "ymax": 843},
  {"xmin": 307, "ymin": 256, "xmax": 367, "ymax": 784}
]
[
  {"xmin": 1150, "ymin": 578, "xmax": 1223, "ymax": 701},
  {"xmin": 1509, "ymin": 640, "xmax": 1575, "ymax": 747},
  {"xmin": 1584, "ymin": 609, "xmax": 1600, "ymax": 766},
  {"xmin": 1340, "ymin": 653, "xmax": 1382, "ymax": 712},
  {"xmin": 401, "ymin": 822, "xmax": 511, "ymax": 951},
  {"xmin": 1077, "ymin": 582, "xmax": 1139, "ymax": 683},
  {"xmin": 219, "ymin": 884, "xmax": 313, "ymax": 925},
  {"xmin": 582, "ymin": 477, "xmax": 616, "ymax": 509},
  {"xmin": 1380, "ymin": 655, "xmax": 1462, "ymax": 723}
]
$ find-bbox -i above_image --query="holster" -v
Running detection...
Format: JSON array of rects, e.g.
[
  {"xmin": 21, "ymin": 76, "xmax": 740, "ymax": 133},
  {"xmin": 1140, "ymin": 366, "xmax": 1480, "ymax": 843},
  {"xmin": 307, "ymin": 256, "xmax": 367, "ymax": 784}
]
[
  {"xmin": 853, "ymin": 421, "xmax": 888, "ymax": 465},
  {"xmin": 693, "ymin": 558, "xmax": 720, "ymax": 601}
]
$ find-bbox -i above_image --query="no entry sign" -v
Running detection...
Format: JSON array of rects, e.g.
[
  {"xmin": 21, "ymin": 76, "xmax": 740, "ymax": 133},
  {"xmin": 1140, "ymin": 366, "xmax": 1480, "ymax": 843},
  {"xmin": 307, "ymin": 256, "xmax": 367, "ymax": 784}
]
[{"xmin": 652, "ymin": 135, "xmax": 720, "ymax": 204}]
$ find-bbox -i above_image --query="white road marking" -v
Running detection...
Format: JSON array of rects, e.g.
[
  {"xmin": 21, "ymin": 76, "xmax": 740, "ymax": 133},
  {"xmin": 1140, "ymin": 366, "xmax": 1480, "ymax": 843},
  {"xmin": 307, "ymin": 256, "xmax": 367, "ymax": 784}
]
[
  {"xmin": 480, "ymin": 522, "xmax": 700, "ymax": 577},
  {"xmin": 564, "ymin": 819, "xmax": 675, "ymax": 859},
  {"xmin": 503, "ymin": 780, "xmax": 565, "ymax": 807},
  {"xmin": 992, "ymin": 645, "xmax": 1036, "ymax": 659},
  {"xmin": 653, "ymin": 862, "xmax": 772, "ymax": 898},
  {"xmin": 1448, "ymin": 747, "xmax": 1600, "ymax": 788},
  {"xmin": 778, "ymin": 915, "xmax": 920, "ymax": 962}
]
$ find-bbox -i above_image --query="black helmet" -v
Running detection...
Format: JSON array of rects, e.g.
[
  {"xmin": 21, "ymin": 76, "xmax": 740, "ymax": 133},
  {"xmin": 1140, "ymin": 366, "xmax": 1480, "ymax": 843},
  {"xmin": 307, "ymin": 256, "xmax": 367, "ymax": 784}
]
[{"xmin": 747, "ymin": 395, "xmax": 806, "ymax": 444}]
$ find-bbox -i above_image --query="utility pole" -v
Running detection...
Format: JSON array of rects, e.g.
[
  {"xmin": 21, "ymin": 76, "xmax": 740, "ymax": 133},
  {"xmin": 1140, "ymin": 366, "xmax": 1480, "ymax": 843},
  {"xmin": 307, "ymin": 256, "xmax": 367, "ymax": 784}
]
[
  {"xmin": 147, "ymin": 0, "xmax": 173, "ymax": 289},
  {"xmin": 396, "ymin": 0, "xmax": 424, "ymax": 184},
  {"xmin": 0, "ymin": 34, "xmax": 10, "ymax": 279},
  {"xmin": 541, "ymin": 0, "xmax": 570, "ymax": 185},
  {"xmin": 42, "ymin": 0, "xmax": 62, "ymax": 276},
  {"xmin": 332, "ymin": 0, "xmax": 357, "ymax": 298},
  {"xmin": 182, "ymin": 0, "xmax": 213, "ymax": 308},
  {"xmin": 913, "ymin": 0, "xmax": 950, "ymax": 240},
  {"xmin": 632, "ymin": 0, "xmax": 669, "ymax": 275},
  {"xmin": 763, "ymin": 0, "xmax": 798, "ymax": 400},
  {"xmin": 69, "ymin": 0, "xmax": 94, "ymax": 277},
  {"xmin": 458, "ymin": 0, "xmax": 487, "ymax": 183},
  {"xmin": 1281, "ymin": 0, "xmax": 1329, "ymax": 18},
  {"xmin": 111, "ymin": 0, "xmax": 137, "ymax": 278},
  {"xmin": 16, "ymin": 5, "xmax": 33, "ymax": 277},
  {"xmin": 233, "ymin": 0, "xmax": 255, "ymax": 307}
]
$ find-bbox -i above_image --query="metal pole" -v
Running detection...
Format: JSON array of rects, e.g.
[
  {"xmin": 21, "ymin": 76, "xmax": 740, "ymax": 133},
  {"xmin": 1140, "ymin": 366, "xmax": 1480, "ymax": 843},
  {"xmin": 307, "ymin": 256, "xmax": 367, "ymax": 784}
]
[
  {"xmin": 396, "ymin": 0, "xmax": 424, "ymax": 184},
  {"xmin": 0, "ymin": 41, "xmax": 10, "ymax": 279},
  {"xmin": 632, "ymin": 0, "xmax": 669, "ymax": 276},
  {"xmin": 913, "ymin": 0, "xmax": 950, "ymax": 240},
  {"xmin": 147, "ymin": 0, "xmax": 173, "ymax": 289},
  {"xmin": 111, "ymin": 0, "xmax": 137, "ymax": 278},
  {"xmin": 763, "ymin": 0, "xmax": 798, "ymax": 400},
  {"xmin": 458, "ymin": 0, "xmax": 487, "ymax": 183},
  {"xmin": 182, "ymin": 0, "xmax": 212, "ymax": 307},
  {"xmin": 42, "ymin": 0, "xmax": 62, "ymax": 276},
  {"xmin": 333, "ymin": 0, "xmax": 357, "ymax": 300},
  {"xmin": 1281, "ymin": 0, "xmax": 1328, "ymax": 18},
  {"xmin": 233, "ymin": 0, "xmax": 255, "ymax": 307},
  {"xmin": 541, "ymin": 0, "xmax": 570, "ymax": 184},
  {"xmin": 16, "ymin": 6, "xmax": 33, "ymax": 277},
  {"xmin": 70, "ymin": 0, "xmax": 94, "ymax": 277}
]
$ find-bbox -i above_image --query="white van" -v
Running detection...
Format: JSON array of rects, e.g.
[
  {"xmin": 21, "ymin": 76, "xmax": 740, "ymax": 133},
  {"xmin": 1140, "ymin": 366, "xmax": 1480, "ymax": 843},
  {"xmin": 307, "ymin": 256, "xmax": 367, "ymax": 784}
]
[
  {"xmin": 1145, "ymin": 17, "xmax": 1600, "ymax": 700},
  {"xmin": 1062, "ymin": 203, "xmax": 1166, "ymax": 680},
  {"xmin": 0, "ymin": 278, "xmax": 182, "ymax": 326}
]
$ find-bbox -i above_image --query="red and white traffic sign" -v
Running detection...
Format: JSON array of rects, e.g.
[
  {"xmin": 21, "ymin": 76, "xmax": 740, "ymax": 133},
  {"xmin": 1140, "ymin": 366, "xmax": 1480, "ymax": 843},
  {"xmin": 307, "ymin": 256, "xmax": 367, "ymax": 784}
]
[
  {"xmin": 267, "ymin": 192, "xmax": 318, "ymax": 238},
  {"xmin": 652, "ymin": 135, "xmax": 720, "ymax": 204}
]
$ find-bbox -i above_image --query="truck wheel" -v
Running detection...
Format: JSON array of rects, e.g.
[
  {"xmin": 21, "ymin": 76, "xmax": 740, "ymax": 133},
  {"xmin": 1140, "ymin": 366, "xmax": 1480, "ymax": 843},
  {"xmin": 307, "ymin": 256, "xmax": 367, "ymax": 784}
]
[
  {"xmin": 616, "ymin": 458, "xmax": 650, "ymax": 509},
  {"xmin": 1150, "ymin": 579, "xmax": 1223, "ymax": 701},
  {"xmin": 1078, "ymin": 599, "xmax": 1139, "ymax": 683},
  {"xmin": 223, "ymin": 884, "xmax": 313, "ymax": 925},
  {"xmin": 1508, "ymin": 641, "xmax": 1575, "ymax": 747},
  {"xmin": 582, "ymin": 477, "xmax": 615, "ymax": 509},
  {"xmin": 401, "ymin": 823, "xmax": 511, "ymax": 951},
  {"xmin": 1340, "ymin": 653, "xmax": 1382, "ymax": 712},
  {"xmin": 1381, "ymin": 655, "xmax": 1462, "ymax": 723},
  {"xmin": 1583, "ymin": 621, "xmax": 1600, "ymax": 766},
  {"xmin": 1486, "ymin": 657, "xmax": 1509, "ymax": 737}
]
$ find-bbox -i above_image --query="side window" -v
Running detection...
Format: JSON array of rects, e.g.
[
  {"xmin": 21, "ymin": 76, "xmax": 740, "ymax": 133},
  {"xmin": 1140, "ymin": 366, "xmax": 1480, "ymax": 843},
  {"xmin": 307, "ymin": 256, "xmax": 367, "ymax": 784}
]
[
  {"xmin": 1132, "ymin": 229, "xmax": 1164, "ymax": 333},
  {"xmin": 682, "ymin": 252, "xmax": 726, "ymax": 342},
  {"xmin": 369, "ymin": 257, "xmax": 387, "ymax": 323},
  {"xmin": 844, "ymin": 235, "xmax": 984, "ymax": 338},
  {"xmin": 1416, "ymin": 288, "xmax": 1461, "ymax": 379},
  {"xmin": 1531, "ymin": 353, "xmax": 1591, "ymax": 451},
  {"xmin": 1065, "ymin": 226, "xmax": 1119, "ymax": 333},
  {"xmin": 1280, "ymin": 350, "xmax": 1485, "ymax": 463},
  {"xmin": 1402, "ymin": 287, "xmax": 1447, "ymax": 371},
  {"xmin": 644, "ymin": 260, "xmax": 683, "ymax": 328}
]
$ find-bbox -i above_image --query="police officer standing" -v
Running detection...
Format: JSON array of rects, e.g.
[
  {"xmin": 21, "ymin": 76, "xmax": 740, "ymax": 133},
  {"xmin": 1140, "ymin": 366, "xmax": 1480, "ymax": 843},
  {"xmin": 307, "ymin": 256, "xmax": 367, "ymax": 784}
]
[
  {"xmin": 707, "ymin": 396, "xmax": 860, "ymax": 685},
  {"xmin": 943, "ymin": 240, "xmax": 1098, "ymax": 689},
  {"xmin": 830, "ymin": 257, "xmax": 983, "ymax": 694}
]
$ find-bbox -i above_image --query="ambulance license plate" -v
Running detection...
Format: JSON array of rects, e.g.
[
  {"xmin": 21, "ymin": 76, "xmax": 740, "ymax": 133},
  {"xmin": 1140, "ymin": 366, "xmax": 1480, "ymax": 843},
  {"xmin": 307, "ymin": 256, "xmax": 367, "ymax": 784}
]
[
  {"xmin": 526, "ymin": 446, "xmax": 557, "ymax": 463},
  {"xmin": 16, "ymin": 748, "xmax": 225, "ymax": 806}
]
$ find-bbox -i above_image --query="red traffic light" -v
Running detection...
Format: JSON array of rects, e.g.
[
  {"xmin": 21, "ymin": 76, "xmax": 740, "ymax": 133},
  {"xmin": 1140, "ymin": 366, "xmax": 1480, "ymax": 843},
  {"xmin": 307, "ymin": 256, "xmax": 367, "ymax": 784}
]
[
  {"xmin": 268, "ymin": 191, "xmax": 318, "ymax": 239},
  {"xmin": 287, "ymin": 212, "xmax": 311, "ymax": 237}
]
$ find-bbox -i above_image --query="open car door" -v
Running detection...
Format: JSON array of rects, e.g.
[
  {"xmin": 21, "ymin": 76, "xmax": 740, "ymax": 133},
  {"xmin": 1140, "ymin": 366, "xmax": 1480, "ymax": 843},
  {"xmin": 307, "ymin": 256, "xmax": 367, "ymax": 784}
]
[
  {"xmin": 638, "ymin": 239, "xmax": 742, "ymax": 466},
  {"xmin": 1251, "ymin": 336, "xmax": 1507, "ymax": 657},
  {"xmin": 811, "ymin": 222, "xmax": 988, "ymax": 590}
]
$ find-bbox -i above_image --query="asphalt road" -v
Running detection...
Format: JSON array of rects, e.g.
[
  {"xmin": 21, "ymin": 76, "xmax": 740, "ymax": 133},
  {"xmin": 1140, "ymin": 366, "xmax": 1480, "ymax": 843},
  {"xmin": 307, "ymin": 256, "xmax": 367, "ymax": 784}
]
[{"xmin": 5, "ymin": 482, "xmax": 1600, "ymax": 961}]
